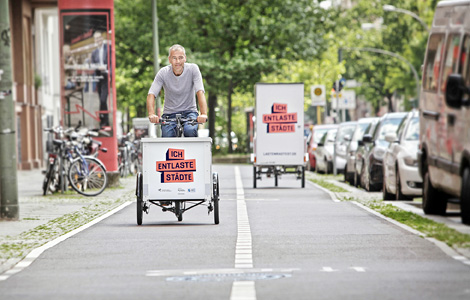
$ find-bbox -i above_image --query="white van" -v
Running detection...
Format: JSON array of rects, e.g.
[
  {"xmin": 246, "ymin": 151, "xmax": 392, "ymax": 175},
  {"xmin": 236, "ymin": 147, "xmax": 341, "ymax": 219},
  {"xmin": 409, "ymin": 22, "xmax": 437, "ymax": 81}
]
[{"xmin": 418, "ymin": 0, "xmax": 470, "ymax": 224}]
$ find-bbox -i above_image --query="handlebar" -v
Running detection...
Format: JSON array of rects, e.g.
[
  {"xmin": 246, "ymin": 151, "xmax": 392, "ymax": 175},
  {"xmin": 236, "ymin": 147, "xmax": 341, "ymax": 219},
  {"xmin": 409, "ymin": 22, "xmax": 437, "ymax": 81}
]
[{"xmin": 154, "ymin": 117, "xmax": 204, "ymax": 126}]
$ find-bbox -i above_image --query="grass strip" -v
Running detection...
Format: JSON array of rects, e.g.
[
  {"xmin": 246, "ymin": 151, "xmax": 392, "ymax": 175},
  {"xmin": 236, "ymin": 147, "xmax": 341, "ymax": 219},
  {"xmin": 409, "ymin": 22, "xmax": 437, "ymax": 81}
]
[
  {"xmin": 309, "ymin": 178, "xmax": 349, "ymax": 193},
  {"xmin": 369, "ymin": 202, "xmax": 470, "ymax": 249},
  {"xmin": 0, "ymin": 195, "xmax": 130, "ymax": 261}
]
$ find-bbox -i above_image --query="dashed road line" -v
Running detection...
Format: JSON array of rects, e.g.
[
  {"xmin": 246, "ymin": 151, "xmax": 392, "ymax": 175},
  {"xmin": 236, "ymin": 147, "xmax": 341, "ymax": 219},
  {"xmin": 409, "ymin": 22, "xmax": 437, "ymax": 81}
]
[{"xmin": 231, "ymin": 166, "xmax": 256, "ymax": 300}]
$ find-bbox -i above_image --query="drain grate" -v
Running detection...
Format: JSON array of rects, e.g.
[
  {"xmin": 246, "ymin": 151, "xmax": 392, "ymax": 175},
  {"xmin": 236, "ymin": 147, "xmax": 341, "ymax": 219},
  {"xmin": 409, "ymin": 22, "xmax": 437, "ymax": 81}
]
[{"xmin": 146, "ymin": 268, "xmax": 299, "ymax": 282}]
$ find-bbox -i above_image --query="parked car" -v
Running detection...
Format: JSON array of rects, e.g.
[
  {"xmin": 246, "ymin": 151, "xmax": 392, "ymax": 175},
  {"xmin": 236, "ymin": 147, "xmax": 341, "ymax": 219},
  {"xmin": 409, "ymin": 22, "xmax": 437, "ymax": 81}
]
[
  {"xmin": 307, "ymin": 124, "xmax": 338, "ymax": 171},
  {"xmin": 314, "ymin": 128, "xmax": 337, "ymax": 174},
  {"xmin": 360, "ymin": 112, "xmax": 408, "ymax": 192},
  {"xmin": 354, "ymin": 118, "xmax": 380, "ymax": 187},
  {"xmin": 383, "ymin": 110, "xmax": 421, "ymax": 201},
  {"xmin": 333, "ymin": 121, "xmax": 357, "ymax": 174},
  {"xmin": 417, "ymin": 0, "xmax": 470, "ymax": 224},
  {"xmin": 345, "ymin": 117, "xmax": 379, "ymax": 184}
]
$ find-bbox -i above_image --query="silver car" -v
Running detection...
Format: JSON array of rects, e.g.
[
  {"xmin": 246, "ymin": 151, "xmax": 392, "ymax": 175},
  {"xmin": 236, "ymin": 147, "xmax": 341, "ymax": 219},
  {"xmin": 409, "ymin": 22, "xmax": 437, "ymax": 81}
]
[
  {"xmin": 314, "ymin": 128, "xmax": 337, "ymax": 174},
  {"xmin": 334, "ymin": 121, "xmax": 357, "ymax": 174},
  {"xmin": 344, "ymin": 117, "xmax": 379, "ymax": 184},
  {"xmin": 383, "ymin": 110, "xmax": 421, "ymax": 200}
]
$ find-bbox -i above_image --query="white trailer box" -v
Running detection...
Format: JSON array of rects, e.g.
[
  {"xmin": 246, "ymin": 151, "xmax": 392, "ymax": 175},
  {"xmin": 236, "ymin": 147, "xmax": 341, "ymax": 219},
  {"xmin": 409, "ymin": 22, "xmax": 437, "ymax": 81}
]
[
  {"xmin": 141, "ymin": 137, "xmax": 212, "ymax": 201},
  {"xmin": 254, "ymin": 83, "xmax": 305, "ymax": 165}
]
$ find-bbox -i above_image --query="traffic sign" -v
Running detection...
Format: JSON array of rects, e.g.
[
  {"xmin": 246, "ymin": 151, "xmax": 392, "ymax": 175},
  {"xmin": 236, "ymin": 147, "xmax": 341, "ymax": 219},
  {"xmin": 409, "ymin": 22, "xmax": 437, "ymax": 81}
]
[{"xmin": 311, "ymin": 85, "xmax": 326, "ymax": 106}]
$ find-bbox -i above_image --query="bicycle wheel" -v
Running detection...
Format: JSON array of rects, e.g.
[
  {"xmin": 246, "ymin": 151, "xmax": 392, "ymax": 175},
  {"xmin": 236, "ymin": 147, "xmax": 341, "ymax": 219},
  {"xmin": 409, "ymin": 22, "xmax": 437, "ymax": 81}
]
[
  {"xmin": 68, "ymin": 157, "xmax": 108, "ymax": 196},
  {"xmin": 42, "ymin": 158, "xmax": 56, "ymax": 195}
]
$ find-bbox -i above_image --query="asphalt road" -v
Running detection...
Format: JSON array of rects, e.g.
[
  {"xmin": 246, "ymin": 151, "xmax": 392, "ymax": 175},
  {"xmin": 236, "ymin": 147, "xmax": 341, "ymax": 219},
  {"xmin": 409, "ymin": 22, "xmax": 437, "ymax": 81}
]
[{"xmin": 1, "ymin": 164, "xmax": 470, "ymax": 299}]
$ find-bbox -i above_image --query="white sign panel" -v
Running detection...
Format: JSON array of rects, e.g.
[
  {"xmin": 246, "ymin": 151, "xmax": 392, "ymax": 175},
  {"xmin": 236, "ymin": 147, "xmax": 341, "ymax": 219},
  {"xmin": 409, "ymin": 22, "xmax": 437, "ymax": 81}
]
[
  {"xmin": 254, "ymin": 83, "xmax": 305, "ymax": 165},
  {"xmin": 142, "ymin": 137, "xmax": 212, "ymax": 201},
  {"xmin": 311, "ymin": 84, "xmax": 326, "ymax": 106},
  {"xmin": 331, "ymin": 90, "xmax": 356, "ymax": 109}
]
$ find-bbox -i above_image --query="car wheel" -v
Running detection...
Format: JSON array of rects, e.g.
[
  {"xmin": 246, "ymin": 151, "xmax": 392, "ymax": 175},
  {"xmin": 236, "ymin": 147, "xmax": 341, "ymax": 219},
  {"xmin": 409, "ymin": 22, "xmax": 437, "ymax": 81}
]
[
  {"xmin": 360, "ymin": 163, "xmax": 367, "ymax": 191},
  {"xmin": 395, "ymin": 166, "xmax": 408, "ymax": 201},
  {"xmin": 460, "ymin": 167, "xmax": 470, "ymax": 225},
  {"xmin": 422, "ymin": 171, "xmax": 447, "ymax": 215},
  {"xmin": 383, "ymin": 169, "xmax": 395, "ymax": 200}
]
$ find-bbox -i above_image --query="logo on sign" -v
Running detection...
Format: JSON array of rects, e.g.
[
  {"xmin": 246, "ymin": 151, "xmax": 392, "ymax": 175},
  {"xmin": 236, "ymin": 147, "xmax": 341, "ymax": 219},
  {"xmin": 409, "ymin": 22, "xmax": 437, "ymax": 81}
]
[
  {"xmin": 262, "ymin": 103, "xmax": 298, "ymax": 133},
  {"xmin": 156, "ymin": 148, "xmax": 196, "ymax": 183}
]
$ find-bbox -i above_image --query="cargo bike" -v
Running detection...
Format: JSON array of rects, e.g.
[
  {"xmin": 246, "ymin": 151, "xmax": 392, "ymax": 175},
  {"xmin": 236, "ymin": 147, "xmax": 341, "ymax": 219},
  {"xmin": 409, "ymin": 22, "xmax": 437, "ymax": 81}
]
[
  {"xmin": 135, "ymin": 115, "xmax": 219, "ymax": 225},
  {"xmin": 252, "ymin": 83, "xmax": 308, "ymax": 188}
]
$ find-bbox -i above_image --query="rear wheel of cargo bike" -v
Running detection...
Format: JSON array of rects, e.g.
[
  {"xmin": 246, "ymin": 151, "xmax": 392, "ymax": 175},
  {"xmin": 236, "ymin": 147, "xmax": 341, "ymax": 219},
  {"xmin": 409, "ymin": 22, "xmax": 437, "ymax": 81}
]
[
  {"xmin": 253, "ymin": 166, "xmax": 257, "ymax": 188},
  {"xmin": 213, "ymin": 172, "xmax": 220, "ymax": 224},
  {"xmin": 136, "ymin": 172, "xmax": 143, "ymax": 225},
  {"xmin": 175, "ymin": 201, "xmax": 183, "ymax": 222}
]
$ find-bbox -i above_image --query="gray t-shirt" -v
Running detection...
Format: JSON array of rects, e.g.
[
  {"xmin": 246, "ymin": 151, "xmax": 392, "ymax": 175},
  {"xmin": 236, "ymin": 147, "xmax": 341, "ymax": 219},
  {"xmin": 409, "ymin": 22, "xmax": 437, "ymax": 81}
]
[{"xmin": 148, "ymin": 63, "xmax": 205, "ymax": 114}]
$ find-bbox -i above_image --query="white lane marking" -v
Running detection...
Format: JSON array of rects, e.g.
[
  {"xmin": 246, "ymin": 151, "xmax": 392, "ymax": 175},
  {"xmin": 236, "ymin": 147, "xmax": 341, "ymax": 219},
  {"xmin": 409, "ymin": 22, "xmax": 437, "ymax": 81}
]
[
  {"xmin": 231, "ymin": 166, "xmax": 256, "ymax": 300},
  {"xmin": 0, "ymin": 201, "xmax": 133, "ymax": 281},
  {"xmin": 230, "ymin": 281, "xmax": 256, "ymax": 300},
  {"xmin": 350, "ymin": 267, "xmax": 366, "ymax": 272},
  {"xmin": 320, "ymin": 267, "xmax": 338, "ymax": 272}
]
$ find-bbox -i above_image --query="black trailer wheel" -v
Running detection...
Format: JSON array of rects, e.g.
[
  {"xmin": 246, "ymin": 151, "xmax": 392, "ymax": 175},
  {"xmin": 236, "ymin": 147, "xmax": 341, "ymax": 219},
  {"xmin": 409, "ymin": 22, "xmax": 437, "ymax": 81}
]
[
  {"xmin": 253, "ymin": 166, "xmax": 257, "ymax": 188},
  {"xmin": 301, "ymin": 166, "xmax": 305, "ymax": 188},
  {"xmin": 175, "ymin": 201, "xmax": 183, "ymax": 222},
  {"xmin": 213, "ymin": 172, "xmax": 220, "ymax": 224},
  {"xmin": 136, "ymin": 172, "xmax": 143, "ymax": 225},
  {"xmin": 275, "ymin": 172, "xmax": 278, "ymax": 187}
]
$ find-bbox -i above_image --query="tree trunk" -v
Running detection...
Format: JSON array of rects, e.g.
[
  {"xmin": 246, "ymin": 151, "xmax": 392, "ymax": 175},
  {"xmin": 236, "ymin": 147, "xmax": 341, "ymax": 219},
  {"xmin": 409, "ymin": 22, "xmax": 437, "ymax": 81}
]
[
  {"xmin": 227, "ymin": 80, "xmax": 234, "ymax": 154},
  {"xmin": 386, "ymin": 91, "xmax": 394, "ymax": 113},
  {"xmin": 208, "ymin": 93, "xmax": 217, "ymax": 141}
]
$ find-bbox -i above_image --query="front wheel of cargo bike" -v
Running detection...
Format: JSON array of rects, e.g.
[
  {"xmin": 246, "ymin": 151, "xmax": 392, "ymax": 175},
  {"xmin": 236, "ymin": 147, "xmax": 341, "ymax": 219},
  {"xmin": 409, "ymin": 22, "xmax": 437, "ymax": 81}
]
[
  {"xmin": 136, "ymin": 173, "xmax": 143, "ymax": 225},
  {"xmin": 213, "ymin": 172, "xmax": 220, "ymax": 225}
]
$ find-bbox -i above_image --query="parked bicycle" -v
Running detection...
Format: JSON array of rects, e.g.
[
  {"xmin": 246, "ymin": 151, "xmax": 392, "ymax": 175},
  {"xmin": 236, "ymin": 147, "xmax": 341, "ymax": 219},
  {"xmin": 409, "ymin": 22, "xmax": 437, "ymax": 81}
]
[{"xmin": 43, "ymin": 124, "xmax": 108, "ymax": 196}]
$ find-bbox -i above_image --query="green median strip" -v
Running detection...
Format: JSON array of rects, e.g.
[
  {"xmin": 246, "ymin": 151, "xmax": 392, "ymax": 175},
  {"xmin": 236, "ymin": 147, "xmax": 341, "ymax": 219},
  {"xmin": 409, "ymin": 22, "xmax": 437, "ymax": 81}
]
[{"xmin": 309, "ymin": 178, "xmax": 349, "ymax": 193}]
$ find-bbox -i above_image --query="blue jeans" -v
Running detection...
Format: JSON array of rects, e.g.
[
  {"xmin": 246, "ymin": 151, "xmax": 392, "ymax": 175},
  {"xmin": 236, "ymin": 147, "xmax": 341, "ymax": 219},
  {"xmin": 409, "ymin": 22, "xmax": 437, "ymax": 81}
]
[{"xmin": 161, "ymin": 111, "xmax": 199, "ymax": 137}]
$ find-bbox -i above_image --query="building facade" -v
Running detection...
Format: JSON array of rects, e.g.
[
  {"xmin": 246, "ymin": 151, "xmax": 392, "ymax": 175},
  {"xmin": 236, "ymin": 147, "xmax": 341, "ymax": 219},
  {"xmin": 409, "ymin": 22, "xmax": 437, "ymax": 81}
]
[{"xmin": 8, "ymin": 0, "xmax": 59, "ymax": 170}]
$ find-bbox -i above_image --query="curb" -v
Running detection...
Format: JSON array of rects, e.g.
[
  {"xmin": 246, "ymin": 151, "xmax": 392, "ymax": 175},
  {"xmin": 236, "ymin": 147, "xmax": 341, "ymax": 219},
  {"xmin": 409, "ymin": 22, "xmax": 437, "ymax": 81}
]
[
  {"xmin": 0, "ymin": 201, "xmax": 133, "ymax": 281},
  {"xmin": 307, "ymin": 177, "xmax": 470, "ymax": 265}
]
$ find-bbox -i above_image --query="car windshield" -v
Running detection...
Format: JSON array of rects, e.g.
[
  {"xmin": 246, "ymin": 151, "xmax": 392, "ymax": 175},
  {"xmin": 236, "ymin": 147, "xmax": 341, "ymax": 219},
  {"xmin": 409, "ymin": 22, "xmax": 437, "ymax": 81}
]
[
  {"xmin": 314, "ymin": 128, "xmax": 330, "ymax": 143},
  {"xmin": 326, "ymin": 129, "xmax": 337, "ymax": 144},
  {"xmin": 352, "ymin": 123, "xmax": 370, "ymax": 142},
  {"xmin": 404, "ymin": 117, "xmax": 419, "ymax": 141},
  {"xmin": 377, "ymin": 117, "xmax": 404, "ymax": 141},
  {"xmin": 337, "ymin": 125, "xmax": 356, "ymax": 142}
]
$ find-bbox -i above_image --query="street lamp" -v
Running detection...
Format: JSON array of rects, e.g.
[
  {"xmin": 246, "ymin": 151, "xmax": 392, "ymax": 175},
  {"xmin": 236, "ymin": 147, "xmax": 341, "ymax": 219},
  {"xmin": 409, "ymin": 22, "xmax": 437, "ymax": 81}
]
[{"xmin": 383, "ymin": 4, "xmax": 429, "ymax": 33}]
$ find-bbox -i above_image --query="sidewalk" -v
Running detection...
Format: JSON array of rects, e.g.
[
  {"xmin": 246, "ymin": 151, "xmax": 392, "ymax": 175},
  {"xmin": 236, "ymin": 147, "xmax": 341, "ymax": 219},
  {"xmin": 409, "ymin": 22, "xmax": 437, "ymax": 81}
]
[{"xmin": 0, "ymin": 169, "xmax": 135, "ymax": 274}]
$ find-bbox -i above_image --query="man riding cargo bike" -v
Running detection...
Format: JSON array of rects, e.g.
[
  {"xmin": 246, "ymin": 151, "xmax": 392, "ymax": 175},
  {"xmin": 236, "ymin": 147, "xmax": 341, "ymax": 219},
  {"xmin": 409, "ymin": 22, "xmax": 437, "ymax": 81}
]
[{"xmin": 136, "ymin": 44, "xmax": 219, "ymax": 225}]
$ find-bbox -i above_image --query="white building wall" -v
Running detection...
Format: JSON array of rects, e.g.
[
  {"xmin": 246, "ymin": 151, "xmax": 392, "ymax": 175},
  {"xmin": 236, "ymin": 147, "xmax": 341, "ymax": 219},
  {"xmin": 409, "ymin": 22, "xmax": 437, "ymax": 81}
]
[{"xmin": 35, "ymin": 8, "xmax": 60, "ymax": 162}]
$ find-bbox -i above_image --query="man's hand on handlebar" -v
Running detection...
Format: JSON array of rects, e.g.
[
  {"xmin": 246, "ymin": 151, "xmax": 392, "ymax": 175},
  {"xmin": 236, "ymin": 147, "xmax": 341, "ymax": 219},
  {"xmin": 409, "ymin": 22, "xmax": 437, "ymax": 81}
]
[
  {"xmin": 148, "ymin": 114, "xmax": 160, "ymax": 124},
  {"xmin": 197, "ymin": 114, "xmax": 208, "ymax": 123}
]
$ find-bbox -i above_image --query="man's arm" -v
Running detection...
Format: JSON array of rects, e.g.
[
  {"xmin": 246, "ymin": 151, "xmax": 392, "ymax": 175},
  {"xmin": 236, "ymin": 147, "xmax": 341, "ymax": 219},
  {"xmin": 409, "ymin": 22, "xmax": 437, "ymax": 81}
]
[
  {"xmin": 147, "ymin": 94, "xmax": 160, "ymax": 123},
  {"xmin": 196, "ymin": 90, "xmax": 208, "ymax": 123}
]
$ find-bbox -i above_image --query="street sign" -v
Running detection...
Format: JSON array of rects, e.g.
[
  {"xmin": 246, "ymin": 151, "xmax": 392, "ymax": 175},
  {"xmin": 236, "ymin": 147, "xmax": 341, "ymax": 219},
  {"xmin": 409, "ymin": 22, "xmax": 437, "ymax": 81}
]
[
  {"xmin": 331, "ymin": 90, "xmax": 356, "ymax": 109},
  {"xmin": 310, "ymin": 84, "xmax": 326, "ymax": 106}
]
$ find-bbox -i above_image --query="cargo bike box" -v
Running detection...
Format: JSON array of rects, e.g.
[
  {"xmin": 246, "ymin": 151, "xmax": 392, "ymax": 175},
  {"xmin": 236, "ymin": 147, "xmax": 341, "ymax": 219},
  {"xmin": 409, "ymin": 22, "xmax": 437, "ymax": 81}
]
[
  {"xmin": 252, "ymin": 83, "xmax": 308, "ymax": 188},
  {"xmin": 135, "ymin": 137, "xmax": 219, "ymax": 224}
]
